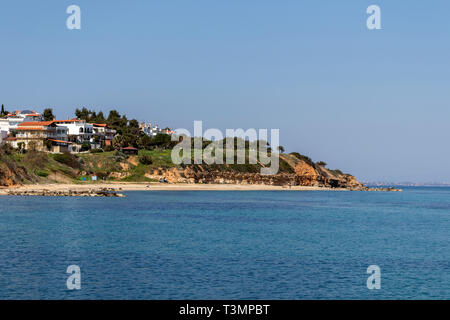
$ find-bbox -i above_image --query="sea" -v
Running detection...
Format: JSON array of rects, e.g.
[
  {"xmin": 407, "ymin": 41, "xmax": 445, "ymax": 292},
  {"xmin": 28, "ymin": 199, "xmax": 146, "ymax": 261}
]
[{"xmin": 0, "ymin": 187, "xmax": 449, "ymax": 300}]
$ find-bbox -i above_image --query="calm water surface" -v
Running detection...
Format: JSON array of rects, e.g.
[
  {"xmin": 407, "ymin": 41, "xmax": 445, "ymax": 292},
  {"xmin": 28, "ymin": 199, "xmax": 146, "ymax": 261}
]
[{"xmin": 0, "ymin": 187, "xmax": 449, "ymax": 299}]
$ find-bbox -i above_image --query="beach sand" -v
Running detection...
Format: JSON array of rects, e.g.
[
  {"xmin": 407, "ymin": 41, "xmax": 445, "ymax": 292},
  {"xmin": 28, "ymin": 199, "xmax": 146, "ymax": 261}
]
[{"xmin": 0, "ymin": 182, "xmax": 348, "ymax": 195}]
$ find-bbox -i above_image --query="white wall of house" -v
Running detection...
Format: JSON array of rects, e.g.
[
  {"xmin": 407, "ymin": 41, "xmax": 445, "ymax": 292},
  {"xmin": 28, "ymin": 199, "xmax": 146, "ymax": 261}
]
[
  {"xmin": 150, "ymin": 125, "xmax": 163, "ymax": 137},
  {"xmin": 7, "ymin": 117, "xmax": 24, "ymax": 129},
  {"xmin": 56, "ymin": 122, "xmax": 93, "ymax": 143},
  {"xmin": 140, "ymin": 122, "xmax": 163, "ymax": 137},
  {"xmin": 3, "ymin": 138, "xmax": 18, "ymax": 148},
  {"xmin": 0, "ymin": 115, "xmax": 42, "ymax": 134},
  {"xmin": 0, "ymin": 119, "xmax": 9, "ymax": 133},
  {"xmin": 16, "ymin": 128, "xmax": 66, "ymax": 140},
  {"xmin": 0, "ymin": 130, "xmax": 7, "ymax": 143}
]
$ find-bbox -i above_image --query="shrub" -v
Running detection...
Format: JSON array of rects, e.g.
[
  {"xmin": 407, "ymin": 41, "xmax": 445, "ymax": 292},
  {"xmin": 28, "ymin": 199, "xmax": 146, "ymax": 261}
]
[
  {"xmin": 104, "ymin": 145, "xmax": 115, "ymax": 152},
  {"xmin": 279, "ymin": 158, "xmax": 295, "ymax": 173},
  {"xmin": 113, "ymin": 150, "xmax": 127, "ymax": 162},
  {"xmin": 24, "ymin": 151, "xmax": 48, "ymax": 168},
  {"xmin": 290, "ymin": 152, "xmax": 314, "ymax": 165},
  {"xmin": 44, "ymin": 140, "xmax": 53, "ymax": 151},
  {"xmin": 54, "ymin": 152, "xmax": 81, "ymax": 169},
  {"xmin": 90, "ymin": 148, "xmax": 104, "ymax": 153},
  {"xmin": 81, "ymin": 142, "xmax": 91, "ymax": 152},
  {"xmin": 0, "ymin": 144, "xmax": 15, "ymax": 155},
  {"xmin": 330, "ymin": 169, "xmax": 344, "ymax": 176},
  {"xmin": 35, "ymin": 169, "xmax": 49, "ymax": 177},
  {"xmin": 139, "ymin": 155, "xmax": 153, "ymax": 165},
  {"xmin": 27, "ymin": 141, "xmax": 38, "ymax": 152}
]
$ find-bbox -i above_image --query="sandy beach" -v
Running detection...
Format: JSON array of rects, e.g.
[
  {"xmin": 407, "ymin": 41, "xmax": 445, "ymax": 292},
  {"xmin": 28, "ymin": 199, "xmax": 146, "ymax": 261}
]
[{"xmin": 0, "ymin": 182, "xmax": 348, "ymax": 195}]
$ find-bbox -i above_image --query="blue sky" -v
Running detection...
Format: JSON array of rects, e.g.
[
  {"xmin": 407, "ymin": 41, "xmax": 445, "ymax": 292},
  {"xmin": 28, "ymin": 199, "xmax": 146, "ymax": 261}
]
[{"xmin": 1, "ymin": 0, "xmax": 450, "ymax": 182}]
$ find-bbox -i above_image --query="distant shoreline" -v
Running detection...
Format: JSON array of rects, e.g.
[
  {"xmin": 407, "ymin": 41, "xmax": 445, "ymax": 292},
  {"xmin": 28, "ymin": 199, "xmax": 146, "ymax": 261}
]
[{"xmin": 0, "ymin": 182, "xmax": 352, "ymax": 195}]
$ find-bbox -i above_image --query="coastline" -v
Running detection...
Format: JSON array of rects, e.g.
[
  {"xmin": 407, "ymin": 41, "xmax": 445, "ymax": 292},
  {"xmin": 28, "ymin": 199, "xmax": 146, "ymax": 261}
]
[{"xmin": 0, "ymin": 182, "xmax": 350, "ymax": 195}]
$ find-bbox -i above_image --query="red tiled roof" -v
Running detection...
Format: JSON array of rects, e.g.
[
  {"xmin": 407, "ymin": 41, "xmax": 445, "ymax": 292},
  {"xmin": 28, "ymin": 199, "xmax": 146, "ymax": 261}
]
[
  {"xmin": 93, "ymin": 123, "xmax": 107, "ymax": 127},
  {"xmin": 19, "ymin": 119, "xmax": 84, "ymax": 127},
  {"xmin": 122, "ymin": 147, "xmax": 138, "ymax": 151},
  {"xmin": 48, "ymin": 139, "xmax": 72, "ymax": 144},
  {"xmin": 19, "ymin": 121, "xmax": 54, "ymax": 126},
  {"xmin": 16, "ymin": 127, "xmax": 45, "ymax": 131},
  {"xmin": 53, "ymin": 119, "xmax": 84, "ymax": 123},
  {"xmin": 3, "ymin": 137, "xmax": 17, "ymax": 141}
]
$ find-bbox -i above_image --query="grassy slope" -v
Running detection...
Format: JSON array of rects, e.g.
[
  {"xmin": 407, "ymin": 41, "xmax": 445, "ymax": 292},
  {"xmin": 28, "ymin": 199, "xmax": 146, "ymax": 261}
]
[
  {"xmin": 77, "ymin": 150, "xmax": 176, "ymax": 183},
  {"xmin": 1, "ymin": 148, "xmax": 338, "ymax": 185}
]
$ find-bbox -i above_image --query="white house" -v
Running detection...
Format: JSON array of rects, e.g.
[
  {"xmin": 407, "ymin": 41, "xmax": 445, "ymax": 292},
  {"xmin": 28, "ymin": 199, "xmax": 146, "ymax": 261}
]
[
  {"xmin": 53, "ymin": 119, "xmax": 93, "ymax": 145},
  {"xmin": 0, "ymin": 119, "xmax": 9, "ymax": 134},
  {"xmin": 2, "ymin": 136, "xmax": 18, "ymax": 148},
  {"xmin": 0, "ymin": 110, "xmax": 42, "ymax": 133},
  {"xmin": 139, "ymin": 122, "xmax": 165, "ymax": 137}
]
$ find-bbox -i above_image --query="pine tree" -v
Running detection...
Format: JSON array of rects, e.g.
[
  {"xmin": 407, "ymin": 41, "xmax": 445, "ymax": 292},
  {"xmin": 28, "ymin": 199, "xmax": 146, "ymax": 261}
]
[{"xmin": 43, "ymin": 108, "xmax": 55, "ymax": 121}]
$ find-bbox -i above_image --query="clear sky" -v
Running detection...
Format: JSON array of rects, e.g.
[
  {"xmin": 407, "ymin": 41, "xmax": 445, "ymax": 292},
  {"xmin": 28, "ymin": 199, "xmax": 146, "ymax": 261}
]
[{"xmin": 1, "ymin": 0, "xmax": 450, "ymax": 183}]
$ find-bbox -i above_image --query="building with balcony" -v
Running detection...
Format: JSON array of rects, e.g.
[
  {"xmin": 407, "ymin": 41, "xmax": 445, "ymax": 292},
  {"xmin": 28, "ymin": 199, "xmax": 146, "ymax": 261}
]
[
  {"xmin": 0, "ymin": 110, "xmax": 42, "ymax": 133},
  {"xmin": 53, "ymin": 119, "xmax": 93, "ymax": 145},
  {"xmin": 11, "ymin": 121, "xmax": 70, "ymax": 152},
  {"xmin": 93, "ymin": 123, "xmax": 116, "ymax": 148}
]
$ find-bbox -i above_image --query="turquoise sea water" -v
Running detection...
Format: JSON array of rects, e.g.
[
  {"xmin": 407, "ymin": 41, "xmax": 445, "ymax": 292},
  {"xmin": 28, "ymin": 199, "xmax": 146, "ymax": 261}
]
[{"xmin": 0, "ymin": 187, "xmax": 449, "ymax": 300}]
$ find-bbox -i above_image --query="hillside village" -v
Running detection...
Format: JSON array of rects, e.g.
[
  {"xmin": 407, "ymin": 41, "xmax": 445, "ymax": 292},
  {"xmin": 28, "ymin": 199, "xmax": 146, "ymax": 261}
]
[
  {"xmin": 0, "ymin": 106, "xmax": 175, "ymax": 153},
  {"xmin": 0, "ymin": 105, "xmax": 376, "ymax": 191}
]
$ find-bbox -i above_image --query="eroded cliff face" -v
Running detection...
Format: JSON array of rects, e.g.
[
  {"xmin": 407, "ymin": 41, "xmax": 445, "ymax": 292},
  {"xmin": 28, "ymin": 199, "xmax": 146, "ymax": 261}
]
[
  {"xmin": 0, "ymin": 150, "xmax": 366, "ymax": 190},
  {"xmin": 0, "ymin": 166, "xmax": 15, "ymax": 187},
  {"xmin": 0, "ymin": 163, "xmax": 33, "ymax": 187},
  {"xmin": 0, "ymin": 148, "xmax": 39, "ymax": 187},
  {"xmin": 144, "ymin": 154, "xmax": 366, "ymax": 190}
]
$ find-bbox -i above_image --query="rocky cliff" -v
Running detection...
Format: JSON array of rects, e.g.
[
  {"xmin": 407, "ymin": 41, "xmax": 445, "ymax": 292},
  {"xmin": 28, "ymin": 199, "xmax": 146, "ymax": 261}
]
[
  {"xmin": 0, "ymin": 159, "xmax": 36, "ymax": 187},
  {"xmin": 0, "ymin": 149, "xmax": 367, "ymax": 190},
  {"xmin": 144, "ymin": 154, "xmax": 367, "ymax": 190}
]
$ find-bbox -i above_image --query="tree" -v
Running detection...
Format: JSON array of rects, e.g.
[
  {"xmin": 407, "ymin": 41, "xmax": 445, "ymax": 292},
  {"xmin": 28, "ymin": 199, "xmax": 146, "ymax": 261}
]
[
  {"xmin": 81, "ymin": 142, "xmax": 91, "ymax": 152},
  {"xmin": 17, "ymin": 142, "xmax": 25, "ymax": 153},
  {"xmin": 113, "ymin": 135, "xmax": 125, "ymax": 149},
  {"xmin": 129, "ymin": 119, "xmax": 139, "ymax": 128},
  {"xmin": 150, "ymin": 133, "xmax": 172, "ymax": 149},
  {"xmin": 138, "ymin": 134, "xmax": 152, "ymax": 150},
  {"xmin": 139, "ymin": 155, "xmax": 153, "ymax": 165},
  {"xmin": 107, "ymin": 110, "xmax": 126, "ymax": 134},
  {"xmin": 94, "ymin": 111, "xmax": 106, "ymax": 123},
  {"xmin": 28, "ymin": 141, "xmax": 38, "ymax": 152},
  {"xmin": 44, "ymin": 140, "xmax": 53, "ymax": 151},
  {"xmin": 317, "ymin": 161, "xmax": 327, "ymax": 167},
  {"xmin": 43, "ymin": 108, "xmax": 55, "ymax": 121},
  {"xmin": 107, "ymin": 110, "xmax": 121, "ymax": 125},
  {"xmin": 0, "ymin": 104, "xmax": 6, "ymax": 117},
  {"xmin": 93, "ymin": 135, "xmax": 101, "ymax": 143},
  {"xmin": 75, "ymin": 107, "xmax": 91, "ymax": 121},
  {"xmin": 278, "ymin": 146, "xmax": 285, "ymax": 153},
  {"xmin": 74, "ymin": 108, "xmax": 107, "ymax": 124}
]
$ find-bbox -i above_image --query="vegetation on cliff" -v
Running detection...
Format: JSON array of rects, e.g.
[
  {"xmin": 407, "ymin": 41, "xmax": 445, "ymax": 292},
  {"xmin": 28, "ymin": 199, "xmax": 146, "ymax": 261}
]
[
  {"xmin": 0, "ymin": 143, "xmax": 365, "ymax": 190},
  {"xmin": 0, "ymin": 105, "xmax": 364, "ymax": 189}
]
